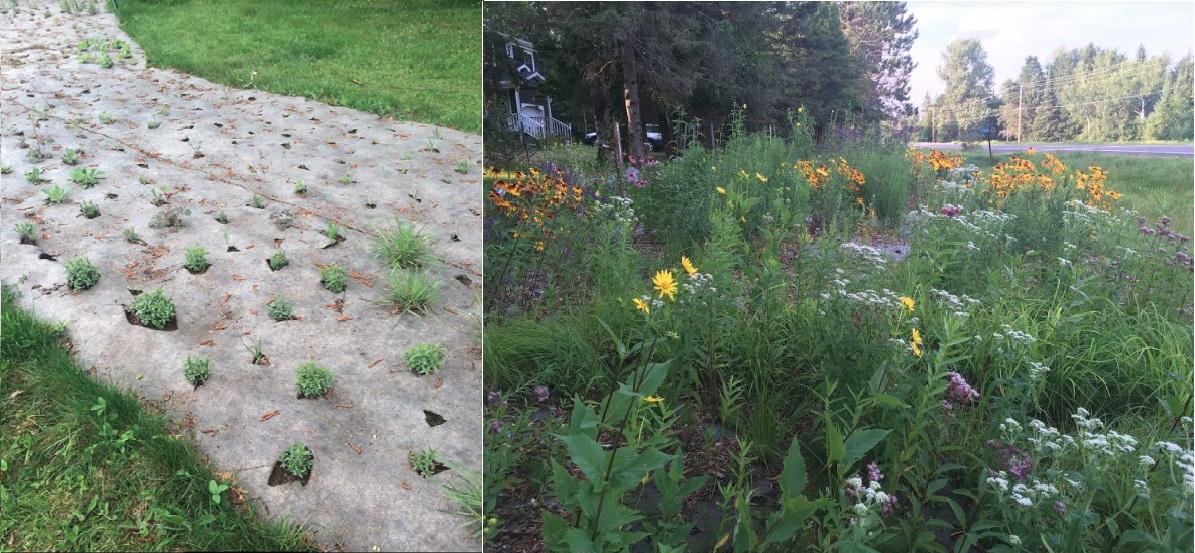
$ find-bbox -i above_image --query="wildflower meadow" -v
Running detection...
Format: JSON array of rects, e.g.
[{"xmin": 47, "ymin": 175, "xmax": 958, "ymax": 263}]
[{"xmin": 482, "ymin": 109, "xmax": 1194, "ymax": 552}]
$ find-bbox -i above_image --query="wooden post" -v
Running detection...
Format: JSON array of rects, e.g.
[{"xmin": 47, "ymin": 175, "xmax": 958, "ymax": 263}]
[
  {"xmin": 613, "ymin": 122, "xmax": 623, "ymax": 174},
  {"xmin": 1017, "ymin": 85, "xmax": 1023, "ymax": 142}
]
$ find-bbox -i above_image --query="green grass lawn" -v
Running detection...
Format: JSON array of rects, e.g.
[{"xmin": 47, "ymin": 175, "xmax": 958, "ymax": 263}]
[
  {"xmin": 962, "ymin": 149, "xmax": 1194, "ymax": 236},
  {"xmin": 115, "ymin": 0, "xmax": 481, "ymax": 134},
  {"xmin": 0, "ymin": 288, "xmax": 311, "ymax": 551}
]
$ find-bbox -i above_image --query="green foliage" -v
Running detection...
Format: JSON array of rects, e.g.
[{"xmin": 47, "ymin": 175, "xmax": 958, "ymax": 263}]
[
  {"xmin": 454, "ymin": 160, "xmax": 470, "ymax": 174},
  {"xmin": 61, "ymin": 149, "xmax": 80, "ymax": 165},
  {"xmin": 249, "ymin": 193, "xmax": 265, "ymax": 209},
  {"xmin": 293, "ymin": 179, "xmax": 307, "ymax": 195},
  {"xmin": 146, "ymin": 116, "xmax": 160, "ymax": 129},
  {"xmin": 42, "ymin": 184, "xmax": 70, "ymax": 204},
  {"xmin": 267, "ymin": 297, "xmax": 294, "ymax": 321},
  {"xmin": 381, "ymin": 269, "xmax": 441, "ymax": 315},
  {"xmin": 97, "ymin": 112, "xmax": 114, "ymax": 124},
  {"xmin": 149, "ymin": 207, "xmax": 190, "ymax": 228},
  {"xmin": 319, "ymin": 265, "xmax": 347, "ymax": 293},
  {"xmin": 214, "ymin": 210, "xmax": 229, "ymax": 224},
  {"xmin": 127, "ymin": 287, "xmax": 175, "ymax": 329},
  {"xmin": 79, "ymin": 199, "xmax": 100, "ymax": 219},
  {"xmin": 68, "ymin": 166, "xmax": 104, "ymax": 187},
  {"xmin": 183, "ymin": 245, "xmax": 208, "ymax": 273},
  {"xmin": 267, "ymin": 250, "xmax": 288, "ymax": 271},
  {"xmin": 324, "ymin": 221, "xmax": 341, "ymax": 241},
  {"xmin": 64, "ymin": 257, "xmax": 101, "ymax": 291},
  {"xmin": 409, "ymin": 448, "xmax": 439, "ymax": 478},
  {"xmin": 372, "ymin": 219, "xmax": 433, "ymax": 270},
  {"xmin": 404, "ymin": 342, "xmax": 447, "ymax": 376},
  {"xmin": 436, "ymin": 460, "xmax": 485, "ymax": 539},
  {"xmin": 277, "ymin": 442, "xmax": 313, "ymax": 479},
  {"xmin": 24, "ymin": 166, "xmax": 46, "ymax": 184},
  {"xmin": 294, "ymin": 361, "xmax": 334, "ymax": 398},
  {"xmin": 14, "ymin": 221, "xmax": 36, "ymax": 244},
  {"xmin": 183, "ymin": 355, "xmax": 211, "ymax": 386},
  {"xmin": 1, "ymin": 163, "xmax": 11, "ymax": 174},
  {"xmin": 123, "ymin": 227, "xmax": 140, "ymax": 243}
]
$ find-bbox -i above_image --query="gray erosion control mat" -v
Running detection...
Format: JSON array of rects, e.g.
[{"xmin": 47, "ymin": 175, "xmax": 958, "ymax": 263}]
[{"xmin": 1, "ymin": 4, "xmax": 482, "ymax": 552}]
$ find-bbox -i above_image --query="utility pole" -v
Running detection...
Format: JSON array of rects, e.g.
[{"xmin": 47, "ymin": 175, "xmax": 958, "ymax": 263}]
[{"xmin": 930, "ymin": 106, "xmax": 935, "ymax": 143}]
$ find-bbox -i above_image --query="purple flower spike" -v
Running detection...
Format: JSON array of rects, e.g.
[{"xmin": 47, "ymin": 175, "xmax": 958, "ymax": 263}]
[
  {"xmin": 487, "ymin": 391, "xmax": 502, "ymax": 404},
  {"xmin": 867, "ymin": 461, "xmax": 884, "ymax": 484},
  {"xmin": 534, "ymin": 385, "xmax": 550, "ymax": 403},
  {"xmin": 489, "ymin": 419, "xmax": 504, "ymax": 434},
  {"xmin": 946, "ymin": 371, "xmax": 980, "ymax": 405}
]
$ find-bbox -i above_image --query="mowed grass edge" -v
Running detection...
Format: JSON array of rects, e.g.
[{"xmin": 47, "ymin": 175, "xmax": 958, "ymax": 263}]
[
  {"xmin": 0, "ymin": 287, "xmax": 312, "ymax": 552},
  {"xmin": 114, "ymin": 0, "xmax": 482, "ymax": 134}
]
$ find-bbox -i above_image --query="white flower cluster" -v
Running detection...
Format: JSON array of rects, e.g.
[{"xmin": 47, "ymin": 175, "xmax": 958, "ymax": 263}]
[
  {"xmin": 840, "ymin": 242, "xmax": 889, "ymax": 269},
  {"xmin": 830, "ymin": 277, "xmax": 904, "ymax": 310},
  {"xmin": 680, "ymin": 271, "xmax": 717, "ymax": 297},
  {"xmin": 844, "ymin": 477, "xmax": 893, "ymax": 524},
  {"xmin": 946, "ymin": 164, "xmax": 981, "ymax": 184},
  {"xmin": 1026, "ymin": 361, "xmax": 1051, "ymax": 380},
  {"xmin": 1152, "ymin": 441, "xmax": 1195, "ymax": 495},
  {"xmin": 994, "ymin": 323, "xmax": 1036, "ymax": 344},
  {"xmin": 595, "ymin": 195, "xmax": 637, "ymax": 225},
  {"xmin": 938, "ymin": 180, "xmax": 973, "ymax": 195},
  {"xmin": 929, "ymin": 287, "xmax": 981, "ymax": 318},
  {"xmin": 636, "ymin": 294, "xmax": 664, "ymax": 311}
]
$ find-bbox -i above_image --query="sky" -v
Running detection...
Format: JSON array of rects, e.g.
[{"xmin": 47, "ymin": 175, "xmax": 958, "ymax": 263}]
[{"xmin": 905, "ymin": 1, "xmax": 1195, "ymax": 105}]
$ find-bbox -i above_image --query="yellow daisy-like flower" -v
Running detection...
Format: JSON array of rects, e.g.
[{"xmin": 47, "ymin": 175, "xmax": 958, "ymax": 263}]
[
  {"xmin": 633, "ymin": 297, "xmax": 650, "ymax": 313},
  {"xmin": 739, "ymin": 169, "xmax": 749, "ymax": 179},
  {"xmin": 681, "ymin": 256, "xmax": 698, "ymax": 277},
  {"xmin": 711, "ymin": 166, "xmax": 717, "ymax": 172},
  {"xmin": 653, "ymin": 269, "xmax": 677, "ymax": 301},
  {"xmin": 900, "ymin": 296, "xmax": 915, "ymax": 312},
  {"xmin": 756, "ymin": 173, "xmax": 767, "ymax": 183},
  {"xmin": 643, "ymin": 395, "xmax": 664, "ymax": 404},
  {"xmin": 716, "ymin": 186, "xmax": 726, "ymax": 195},
  {"xmin": 911, "ymin": 341, "xmax": 922, "ymax": 358},
  {"xmin": 911, "ymin": 328, "xmax": 923, "ymax": 357},
  {"xmin": 912, "ymin": 328, "xmax": 922, "ymax": 345}
]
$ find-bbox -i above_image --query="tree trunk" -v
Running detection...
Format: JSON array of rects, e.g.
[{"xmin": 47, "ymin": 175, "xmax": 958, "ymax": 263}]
[{"xmin": 621, "ymin": 40, "xmax": 646, "ymax": 164}]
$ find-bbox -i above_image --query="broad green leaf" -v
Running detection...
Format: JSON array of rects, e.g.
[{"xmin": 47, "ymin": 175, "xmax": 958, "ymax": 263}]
[
  {"xmin": 778, "ymin": 439, "xmax": 807, "ymax": 500},
  {"xmin": 826, "ymin": 424, "xmax": 846, "ymax": 465},
  {"xmin": 609, "ymin": 448, "xmax": 671, "ymax": 493},
  {"xmin": 556, "ymin": 434, "xmax": 607, "ymax": 488},
  {"xmin": 541, "ymin": 511, "xmax": 574, "ymax": 552}
]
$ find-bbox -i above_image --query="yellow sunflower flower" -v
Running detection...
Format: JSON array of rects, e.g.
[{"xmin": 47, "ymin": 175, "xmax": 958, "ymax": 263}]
[
  {"xmin": 716, "ymin": 186, "xmax": 726, "ymax": 195},
  {"xmin": 633, "ymin": 297, "xmax": 650, "ymax": 313},
  {"xmin": 653, "ymin": 270, "xmax": 677, "ymax": 301},
  {"xmin": 643, "ymin": 395, "xmax": 664, "ymax": 404},
  {"xmin": 681, "ymin": 256, "xmax": 698, "ymax": 277},
  {"xmin": 900, "ymin": 296, "xmax": 915, "ymax": 312},
  {"xmin": 756, "ymin": 173, "xmax": 768, "ymax": 183}
]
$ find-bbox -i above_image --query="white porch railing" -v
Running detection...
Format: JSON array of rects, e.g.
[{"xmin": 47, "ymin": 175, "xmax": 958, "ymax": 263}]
[{"xmin": 506, "ymin": 113, "xmax": 572, "ymax": 140}]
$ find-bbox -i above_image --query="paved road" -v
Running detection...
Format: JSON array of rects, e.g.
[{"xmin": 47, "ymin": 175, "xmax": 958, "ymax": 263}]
[{"xmin": 913, "ymin": 142, "xmax": 1194, "ymax": 158}]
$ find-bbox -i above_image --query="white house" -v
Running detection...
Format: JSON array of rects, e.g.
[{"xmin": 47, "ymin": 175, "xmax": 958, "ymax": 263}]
[{"xmin": 487, "ymin": 31, "xmax": 572, "ymax": 140}]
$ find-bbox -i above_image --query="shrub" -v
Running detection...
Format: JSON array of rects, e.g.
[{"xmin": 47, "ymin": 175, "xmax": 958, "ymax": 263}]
[
  {"xmin": 64, "ymin": 257, "xmax": 100, "ymax": 290},
  {"xmin": 372, "ymin": 219, "xmax": 433, "ymax": 269},
  {"xmin": 382, "ymin": 269, "xmax": 441, "ymax": 314},
  {"xmin": 320, "ymin": 265, "xmax": 347, "ymax": 293},
  {"xmin": 127, "ymin": 287, "xmax": 175, "ymax": 329},
  {"xmin": 183, "ymin": 355, "xmax": 211, "ymax": 386},
  {"xmin": 278, "ymin": 442, "xmax": 313, "ymax": 479},
  {"xmin": 295, "ymin": 361, "xmax": 334, "ymax": 398},
  {"xmin": 404, "ymin": 343, "xmax": 447, "ymax": 376}
]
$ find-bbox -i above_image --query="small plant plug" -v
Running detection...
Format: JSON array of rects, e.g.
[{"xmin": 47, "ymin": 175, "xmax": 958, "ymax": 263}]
[
  {"xmin": 267, "ymin": 250, "xmax": 288, "ymax": 271},
  {"xmin": 293, "ymin": 179, "xmax": 307, "ymax": 195},
  {"xmin": 79, "ymin": 199, "xmax": 100, "ymax": 218},
  {"xmin": 61, "ymin": 149, "xmax": 80, "ymax": 165},
  {"xmin": 123, "ymin": 227, "xmax": 141, "ymax": 244},
  {"xmin": 13, "ymin": 221, "xmax": 37, "ymax": 244},
  {"xmin": 404, "ymin": 343, "xmax": 447, "ymax": 376},
  {"xmin": 42, "ymin": 184, "xmax": 71, "ymax": 204},
  {"xmin": 24, "ymin": 166, "xmax": 46, "ymax": 184},
  {"xmin": 97, "ymin": 112, "xmax": 114, "ymax": 124},
  {"xmin": 381, "ymin": 269, "xmax": 442, "ymax": 315},
  {"xmin": 184, "ymin": 245, "xmax": 209, "ymax": 273},
  {"xmin": 320, "ymin": 265, "xmax": 347, "ymax": 293},
  {"xmin": 249, "ymin": 193, "xmax": 265, "ymax": 208},
  {"xmin": 295, "ymin": 361, "xmax": 334, "ymax": 398},
  {"xmin": 126, "ymin": 287, "xmax": 175, "ymax": 329},
  {"xmin": 409, "ymin": 448, "xmax": 440, "ymax": 478},
  {"xmin": 68, "ymin": 166, "xmax": 103, "ymax": 187},
  {"xmin": 215, "ymin": 210, "xmax": 229, "ymax": 224},
  {"xmin": 64, "ymin": 257, "xmax": 101, "ymax": 290},
  {"xmin": 268, "ymin": 296, "xmax": 295, "ymax": 321},
  {"xmin": 278, "ymin": 442, "xmax": 313, "ymax": 479},
  {"xmin": 183, "ymin": 355, "xmax": 212, "ymax": 386},
  {"xmin": 454, "ymin": 160, "xmax": 469, "ymax": 174}
]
